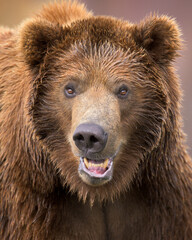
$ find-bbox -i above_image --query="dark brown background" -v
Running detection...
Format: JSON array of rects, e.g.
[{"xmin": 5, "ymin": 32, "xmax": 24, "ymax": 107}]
[{"xmin": 0, "ymin": 0, "xmax": 191, "ymax": 156}]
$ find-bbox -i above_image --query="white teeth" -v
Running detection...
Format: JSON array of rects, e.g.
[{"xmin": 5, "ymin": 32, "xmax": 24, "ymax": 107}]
[
  {"xmin": 103, "ymin": 159, "xmax": 109, "ymax": 169},
  {"xmin": 83, "ymin": 158, "xmax": 109, "ymax": 169},
  {"xmin": 84, "ymin": 158, "xmax": 89, "ymax": 169}
]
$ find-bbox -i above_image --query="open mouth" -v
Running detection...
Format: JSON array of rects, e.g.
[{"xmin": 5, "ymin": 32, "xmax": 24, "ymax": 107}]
[{"xmin": 78, "ymin": 157, "xmax": 114, "ymax": 186}]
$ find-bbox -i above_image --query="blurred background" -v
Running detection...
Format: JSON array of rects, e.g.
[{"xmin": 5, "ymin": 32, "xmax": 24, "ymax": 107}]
[{"xmin": 0, "ymin": 0, "xmax": 191, "ymax": 155}]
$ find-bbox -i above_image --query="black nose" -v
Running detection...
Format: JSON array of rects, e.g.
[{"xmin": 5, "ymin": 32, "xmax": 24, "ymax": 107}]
[{"xmin": 73, "ymin": 123, "xmax": 108, "ymax": 154}]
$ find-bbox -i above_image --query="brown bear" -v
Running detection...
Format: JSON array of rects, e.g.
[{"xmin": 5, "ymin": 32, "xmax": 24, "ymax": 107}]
[{"xmin": 0, "ymin": 1, "xmax": 192, "ymax": 240}]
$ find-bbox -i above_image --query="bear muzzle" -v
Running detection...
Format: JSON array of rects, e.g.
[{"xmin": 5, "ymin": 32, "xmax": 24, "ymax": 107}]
[{"xmin": 73, "ymin": 123, "xmax": 116, "ymax": 186}]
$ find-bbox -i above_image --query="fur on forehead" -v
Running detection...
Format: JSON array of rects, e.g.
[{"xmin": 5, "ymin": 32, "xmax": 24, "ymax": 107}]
[{"xmin": 20, "ymin": 11, "xmax": 181, "ymax": 70}]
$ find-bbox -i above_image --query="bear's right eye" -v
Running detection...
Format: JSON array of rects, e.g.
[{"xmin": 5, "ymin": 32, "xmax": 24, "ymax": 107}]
[{"xmin": 64, "ymin": 85, "xmax": 76, "ymax": 98}]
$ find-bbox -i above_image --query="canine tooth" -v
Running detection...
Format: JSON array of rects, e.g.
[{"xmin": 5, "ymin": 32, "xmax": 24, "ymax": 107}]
[
  {"xmin": 84, "ymin": 158, "xmax": 89, "ymax": 168},
  {"xmin": 103, "ymin": 159, "xmax": 109, "ymax": 169}
]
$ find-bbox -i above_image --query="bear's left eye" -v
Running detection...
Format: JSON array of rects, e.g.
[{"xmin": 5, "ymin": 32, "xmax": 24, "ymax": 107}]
[
  {"xmin": 117, "ymin": 85, "xmax": 129, "ymax": 99},
  {"xmin": 64, "ymin": 84, "xmax": 76, "ymax": 98}
]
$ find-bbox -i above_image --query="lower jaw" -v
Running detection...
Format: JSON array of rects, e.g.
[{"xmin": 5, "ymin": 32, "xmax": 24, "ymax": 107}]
[{"xmin": 78, "ymin": 157, "xmax": 114, "ymax": 186}]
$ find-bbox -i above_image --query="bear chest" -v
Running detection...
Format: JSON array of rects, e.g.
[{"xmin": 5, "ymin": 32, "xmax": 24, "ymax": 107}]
[{"xmin": 54, "ymin": 194, "xmax": 147, "ymax": 240}]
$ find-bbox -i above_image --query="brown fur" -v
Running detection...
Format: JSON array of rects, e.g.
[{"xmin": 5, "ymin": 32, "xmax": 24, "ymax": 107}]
[{"xmin": 0, "ymin": 1, "xmax": 191, "ymax": 240}]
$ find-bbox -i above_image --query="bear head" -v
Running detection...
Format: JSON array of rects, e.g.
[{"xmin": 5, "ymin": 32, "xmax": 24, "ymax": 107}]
[{"xmin": 20, "ymin": 11, "xmax": 181, "ymax": 202}]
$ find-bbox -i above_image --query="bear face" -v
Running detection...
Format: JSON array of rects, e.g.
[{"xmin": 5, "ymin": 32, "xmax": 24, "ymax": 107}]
[{"xmin": 20, "ymin": 16, "xmax": 181, "ymax": 202}]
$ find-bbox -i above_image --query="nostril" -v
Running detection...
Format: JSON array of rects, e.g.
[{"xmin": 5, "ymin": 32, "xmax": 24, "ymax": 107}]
[
  {"xmin": 76, "ymin": 134, "xmax": 84, "ymax": 142},
  {"xmin": 90, "ymin": 135, "xmax": 99, "ymax": 143}
]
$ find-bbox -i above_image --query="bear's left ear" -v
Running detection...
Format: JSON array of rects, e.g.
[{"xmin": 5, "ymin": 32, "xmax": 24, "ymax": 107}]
[
  {"xmin": 132, "ymin": 15, "xmax": 182, "ymax": 64},
  {"xmin": 20, "ymin": 19, "xmax": 64, "ymax": 69}
]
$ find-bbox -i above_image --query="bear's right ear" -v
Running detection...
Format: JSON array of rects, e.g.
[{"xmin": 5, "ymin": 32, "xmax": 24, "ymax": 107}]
[{"xmin": 20, "ymin": 19, "xmax": 64, "ymax": 68}]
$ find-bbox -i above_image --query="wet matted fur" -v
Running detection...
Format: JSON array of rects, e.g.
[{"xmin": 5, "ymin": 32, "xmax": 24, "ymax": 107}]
[{"xmin": 0, "ymin": 1, "xmax": 192, "ymax": 240}]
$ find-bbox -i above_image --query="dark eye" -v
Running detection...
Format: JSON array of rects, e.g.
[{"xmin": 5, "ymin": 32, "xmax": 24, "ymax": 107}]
[
  {"xmin": 117, "ymin": 85, "xmax": 129, "ymax": 99},
  {"xmin": 64, "ymin": 84, "xmax": 76, "ymax": 98}
]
